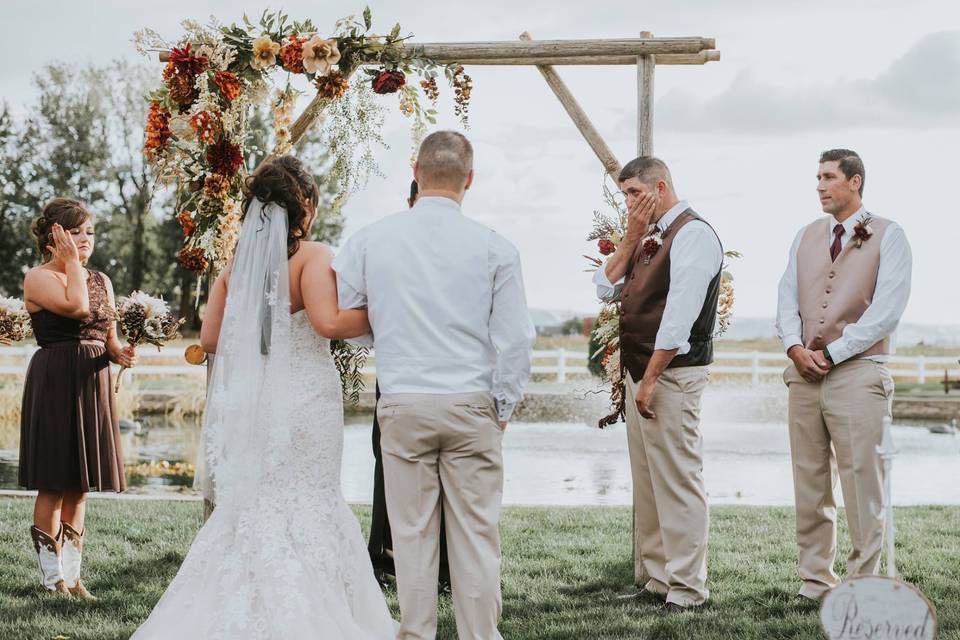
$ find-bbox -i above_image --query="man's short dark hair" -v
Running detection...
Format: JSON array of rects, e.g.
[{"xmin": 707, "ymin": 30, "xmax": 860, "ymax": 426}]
[
  {"xmin": 820, "ymin": 149, "xmax": 865, "ymax": 197},
  {"xmin": 618, "ymin": 156, "xmax": 674, "ymax": 190}
]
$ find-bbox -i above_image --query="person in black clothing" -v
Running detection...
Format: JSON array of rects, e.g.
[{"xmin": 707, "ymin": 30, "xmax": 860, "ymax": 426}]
[{"xmin": 368, "ymin": 180, "xmax": 451, "ymax": 590}]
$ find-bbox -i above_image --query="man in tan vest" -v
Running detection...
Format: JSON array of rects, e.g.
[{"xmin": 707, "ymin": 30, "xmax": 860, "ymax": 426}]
[
  {"xmin": 776, "ymin": 148, "xmax": 912, "ymax": 602},
  {"xmin": 594, "ymin": 157, "xmax": 723, "ymax": 610}
]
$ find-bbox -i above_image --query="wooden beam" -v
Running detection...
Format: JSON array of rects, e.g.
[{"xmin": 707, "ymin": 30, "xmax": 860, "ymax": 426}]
[
  {"xmin": 519, "ymin": 32, "xmax": 621, "ymax": 178},
  {"xmin": 159, "ymin": 37, "xmax": 715, "ymax": 64},
  {"xmin": 637, "ymin": 32, "xmax": 655, "ymax": 157},
  {"xmin": 429, "ymin": 51, "xmax": 720, "ymax": 66},
  {"xmin": 400, "ymin": 37, "xmax": 714, "ymax": 61}
]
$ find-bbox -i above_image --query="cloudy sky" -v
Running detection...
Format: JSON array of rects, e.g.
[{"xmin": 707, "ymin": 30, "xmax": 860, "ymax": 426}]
[{"xmin": 2, "ymin": 0, "xmax": 959, "ymax": 325}]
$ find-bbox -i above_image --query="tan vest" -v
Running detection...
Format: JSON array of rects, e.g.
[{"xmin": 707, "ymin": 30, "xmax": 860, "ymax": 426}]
[{"xmin": 796, "ymin": 214, "xmax": 891, "ymax": 357}]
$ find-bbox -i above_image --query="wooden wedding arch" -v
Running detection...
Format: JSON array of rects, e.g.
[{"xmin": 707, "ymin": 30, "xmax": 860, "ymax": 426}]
[
  {"xmin": 162, "ymin": 32, "xmax": 718, "ymax": 174},
  {"xmin": 160, "ymin": 32, "xmax": 720, "ymax": 536}
]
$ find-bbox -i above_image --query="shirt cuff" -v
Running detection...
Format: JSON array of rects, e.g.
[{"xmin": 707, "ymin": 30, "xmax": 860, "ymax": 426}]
[
  {"xmin": 825, "ymin": 337, "xmax": 854, "ymax": 364},
  {"xmin": 781, "ymin": 335, "xmax": 803, "ymax": 354},
  {"xmin": 592, "ymin": 264, "xmax": 624, "ymax": 302},
  {"xmin": 653, "ymin": 334, "xmax": 691, "ymax": 355},
  {"xmin": 345, "ymin": 333, "xmax": 374, "ymax": 348},
  {"xmin": 495, "ymin": 399, "xmax": 516, "ymax": 422}
]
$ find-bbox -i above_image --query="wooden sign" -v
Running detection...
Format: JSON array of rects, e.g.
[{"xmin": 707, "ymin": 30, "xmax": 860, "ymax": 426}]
[{"xmin": 820, "ymin": 576, "xmax": 937, "ymax": 640}]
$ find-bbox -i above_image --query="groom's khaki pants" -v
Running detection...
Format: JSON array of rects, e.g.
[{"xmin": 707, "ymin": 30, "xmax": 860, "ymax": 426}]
[
  {"xmin": 379, "ymin": 391, "xmax": 504, "ymax": 640},
  {"xmin": 784, "ymin": 359, "xmax": 893, "ymax": 599},
  {"xmin": 625, "ymin": 367, "xmax": 710, "ymax": 607}
]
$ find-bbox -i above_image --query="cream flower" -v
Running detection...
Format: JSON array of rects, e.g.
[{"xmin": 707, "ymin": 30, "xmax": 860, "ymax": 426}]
[
  {"xmin": 168, "ymin": 114, "xmax": 196, "ymax": 142},
  {"xmin": 301, "ymin": 36, "xmax": 341, "ymax": 75},
  {"xmin": 250, "ymin": 36, "xmax": 281, "ymax": 70}
]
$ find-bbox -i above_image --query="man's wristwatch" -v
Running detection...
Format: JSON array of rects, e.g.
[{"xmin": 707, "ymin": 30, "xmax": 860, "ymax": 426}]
[{"xmin": 822, "ymin": 345, "xmax": 835, "ymax": 365}]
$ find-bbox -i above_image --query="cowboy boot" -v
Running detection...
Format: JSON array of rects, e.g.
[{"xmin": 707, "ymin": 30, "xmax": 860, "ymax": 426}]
[
  {"xmin": 30, "ymin": 525, "xmax": 69, "ymax": 594},
  {"xmin": 61, "ymin": 522, "xmax": 97, "ymax": 601}
]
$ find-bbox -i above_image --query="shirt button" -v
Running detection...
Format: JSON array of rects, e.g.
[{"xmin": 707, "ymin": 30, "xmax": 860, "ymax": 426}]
[
  {"xmin": 825, "ymin": 288, "xmax": 832, "ymax": 294},
  {"xmin": 828, "ymin": 272, "xmax": 835, "ymax": 279},
  {"xmin": 819, "ymin": 319, "xmax": 825, "ymax": 324},
  {"xmin": 822, "ymin": 302, "xmax": 828, "ymax": 309}
]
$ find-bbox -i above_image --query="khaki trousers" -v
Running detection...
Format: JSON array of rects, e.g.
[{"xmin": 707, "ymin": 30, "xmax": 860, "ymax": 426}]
[
  {"xmin": 378, "ymin": 391, "xmax": 504, "ymax": 640},
  {"xmin": 784, "ymin": 358, "xmax": 894, "ymax": 599},
  {"xmin": 625, "ymin": 367, "xmax": 710, "ymax": 607}
]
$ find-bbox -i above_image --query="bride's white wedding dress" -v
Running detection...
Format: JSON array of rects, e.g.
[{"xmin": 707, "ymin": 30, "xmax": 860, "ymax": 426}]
[{"xmin": 132, "ymin": 201, "xmax": 394, "ymax": 639}]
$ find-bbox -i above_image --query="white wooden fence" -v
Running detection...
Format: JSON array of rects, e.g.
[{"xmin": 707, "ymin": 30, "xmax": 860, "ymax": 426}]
[{"xmin": 0, "ymin": 346, "xmax": 957, "ymax": 386}]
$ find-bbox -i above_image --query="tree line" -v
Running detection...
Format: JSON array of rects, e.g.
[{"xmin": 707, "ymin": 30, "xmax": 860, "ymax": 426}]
[{"xmin": 0, "ymin": 61, "xmax": 342, "ymax": 329}]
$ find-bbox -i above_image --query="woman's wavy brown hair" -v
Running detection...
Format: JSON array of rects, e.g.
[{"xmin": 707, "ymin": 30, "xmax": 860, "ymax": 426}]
[
  {"xmin": 31, "ymin": 197, "xmax": 93, "ymax": 261},
  {"xmin": 241, "ymin": 155, "xmax": 320, "ymax": 258}
]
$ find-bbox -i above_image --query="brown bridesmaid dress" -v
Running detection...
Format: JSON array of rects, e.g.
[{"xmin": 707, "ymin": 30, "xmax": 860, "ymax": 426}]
[{"xmin": 18, "ymin": 269, "xmax": 126, "ymax": 492}]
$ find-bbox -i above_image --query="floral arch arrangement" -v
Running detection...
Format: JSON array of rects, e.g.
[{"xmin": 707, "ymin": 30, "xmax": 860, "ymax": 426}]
[{"xmin": 135, "ymin": 8, "xmax": 472, "ymax": 275}]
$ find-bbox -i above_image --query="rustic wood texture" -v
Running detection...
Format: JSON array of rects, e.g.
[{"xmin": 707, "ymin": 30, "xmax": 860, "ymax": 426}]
[
  {"xmin": 519, "ymin": 32, "xmax": 621, "ymax": 178},
  {"xmin": 399, "ymin": 37, "xmax": 714, "ymax": 60},
  {"xmin": 439, "ymin": 51, "xmax": 720, "ymax": 66},
  {"xmin": 637, "ymin": 32, "xmax": 656, "ymax": 157},
  {"xmin": 159, "ymin": 38, "xmax": 718, "ymax": 65}
]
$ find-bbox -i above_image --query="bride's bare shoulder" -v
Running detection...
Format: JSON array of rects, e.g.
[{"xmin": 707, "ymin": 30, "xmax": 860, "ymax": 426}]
[{"xmin": 297, "ymin": 241, "xmax": 334, "ymax": 264}]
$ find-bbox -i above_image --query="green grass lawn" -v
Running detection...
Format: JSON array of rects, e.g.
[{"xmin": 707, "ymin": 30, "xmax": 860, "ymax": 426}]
[{"xmin": 1, "ymin": 498, "xmax": 958, "ymax": 639}]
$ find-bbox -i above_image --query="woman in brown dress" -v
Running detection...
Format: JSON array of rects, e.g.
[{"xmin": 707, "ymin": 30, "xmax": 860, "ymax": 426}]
[{"xmin": 19, "ymin": 198, "xmax": 137, "ymax": 599}]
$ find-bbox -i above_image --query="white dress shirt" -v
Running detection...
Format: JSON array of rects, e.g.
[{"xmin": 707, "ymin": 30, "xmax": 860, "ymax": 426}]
[
  {"xmin": 332, "ymin": 196, "xmax": 536, "ymax": 421},
  {"xmin": 593, "ymin": 200, "xmax": 724, "ymax": 355},
  {"xmin": 775, "ymin": 206, "xmax": 912, "ymax": 364}
]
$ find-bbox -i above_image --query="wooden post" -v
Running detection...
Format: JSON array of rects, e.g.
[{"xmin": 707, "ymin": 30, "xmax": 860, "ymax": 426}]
[
  {"xmin": 520, "ymin": 32, "xmax": 621, "ymax": 178},
  {"xmin": 637, "ymin": 32, "xmax": 656, "ymax": 157}
]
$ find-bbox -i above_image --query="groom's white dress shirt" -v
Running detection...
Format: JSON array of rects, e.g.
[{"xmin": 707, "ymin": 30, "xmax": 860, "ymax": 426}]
[
  {"xmin": 332, "ymin": 196, "xmax": 535, "ymax": 422},
  {"xmin": 592, "ymin": 200, "xmax": 723, "ymax": 356},
  {"xmin": 776, "ymin": 206, "xmax": 912, "ymax": 364}
]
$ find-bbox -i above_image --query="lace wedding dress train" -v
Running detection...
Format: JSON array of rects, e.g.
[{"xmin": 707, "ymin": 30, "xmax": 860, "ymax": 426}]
[{"xmin": 131, "ymin": 312, "xmax": 395, "ymax": 639}]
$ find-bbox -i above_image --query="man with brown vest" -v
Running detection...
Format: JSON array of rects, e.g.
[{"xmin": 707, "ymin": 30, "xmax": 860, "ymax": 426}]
[
  {"xmin": 776, "ymin": 149, "xmax": 912, "ymax": 602},
  {"xmin": 594, "ymin": 157, "xmax": 723, "ymax": 610}
]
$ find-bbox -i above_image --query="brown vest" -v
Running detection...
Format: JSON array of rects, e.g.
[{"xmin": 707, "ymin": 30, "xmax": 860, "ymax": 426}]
[
  {"xmin": 796, "ymin": 214, "xmax": 891, "ymax": 357},
  {"xmin": 619, "ymin": 209, "xmax": 722, "ymax": 381}
]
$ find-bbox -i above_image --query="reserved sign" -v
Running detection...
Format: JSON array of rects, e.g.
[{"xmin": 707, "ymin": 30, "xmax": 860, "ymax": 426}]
[{"xmin": 820, "ymin": 576, "xmax": 936, "ymax": 640}]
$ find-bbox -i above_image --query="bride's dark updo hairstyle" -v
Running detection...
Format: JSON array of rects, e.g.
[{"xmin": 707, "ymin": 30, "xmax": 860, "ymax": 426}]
[{"xmin": 242, "ymin": 155, "xmax": 320, "ymax": 258}]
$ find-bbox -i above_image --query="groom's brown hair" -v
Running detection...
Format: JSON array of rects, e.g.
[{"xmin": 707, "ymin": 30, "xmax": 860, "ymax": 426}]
[{"xmin": 416, "ymin": 131, "xmax": 473, "ymax": 190}]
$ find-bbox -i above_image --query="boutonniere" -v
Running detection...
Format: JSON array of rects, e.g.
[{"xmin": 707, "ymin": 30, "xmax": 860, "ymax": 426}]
[
  {"xmin": 640, "ymin": 228, "xmax": 664, "ymax": 265},
  {"xmin": 853, "ymin": 214, "xmax": 874, "ymax": 248}
]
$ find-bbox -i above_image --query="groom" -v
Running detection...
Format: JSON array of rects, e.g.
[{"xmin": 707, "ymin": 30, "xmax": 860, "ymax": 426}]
[
  {"xmin": 593, "ymin": 157, "xmax": 723, "ymax": 610},
  {"xmin": 334, "ymin": 130, "xmax": 535, "ymax": 639},
  {"xmin": 776, "ymin": 149, "xmax": 912, "ymax": 601}
]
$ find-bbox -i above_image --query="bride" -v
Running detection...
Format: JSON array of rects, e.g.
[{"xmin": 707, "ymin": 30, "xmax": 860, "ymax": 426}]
[{"xmin": 132, "ymin": 156, "xmax": 395, "ymax": 639}]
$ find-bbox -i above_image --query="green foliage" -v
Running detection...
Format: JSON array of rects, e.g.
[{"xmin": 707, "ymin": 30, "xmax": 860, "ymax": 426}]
[
  {"xmin": 1, "ymin": 499, "xmax": 958, "ymax": 639},
  {"xmin": 0, "ymin": 61, "xmax": 344, "ymax": 310}
]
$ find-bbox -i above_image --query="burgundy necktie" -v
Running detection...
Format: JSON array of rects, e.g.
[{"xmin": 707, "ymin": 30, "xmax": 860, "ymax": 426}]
[{"xmin": 830, "ymin": 224, "xmax": 844, "ymax": 262}]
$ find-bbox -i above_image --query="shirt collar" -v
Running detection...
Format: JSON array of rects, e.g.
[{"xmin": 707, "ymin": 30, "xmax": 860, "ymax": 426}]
[
  {"xmin": 832, "ymin": 205, "xmax": 867, "ymax": 237},
  {"xmin": 413, "ymin": 196, "xmax": 463, "ymax": 213},
  {"xmin": 656, "ymin": 200, "xmax": 690, "ymax": 232}
]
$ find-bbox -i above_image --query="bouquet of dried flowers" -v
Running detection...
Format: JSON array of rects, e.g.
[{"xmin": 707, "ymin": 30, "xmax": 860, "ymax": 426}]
[
  {"xmin": 0, "ymin": 297, "xmax": 32, "ymax": 345},
  {"xmin": 115, "ymin": 291, "xmax": 185, "ymax": 391}
]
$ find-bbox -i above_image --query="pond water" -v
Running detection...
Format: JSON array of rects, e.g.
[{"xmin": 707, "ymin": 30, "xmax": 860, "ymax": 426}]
[{"xmin": 1, "ymin": 384, "xmax": 957, "ymax": 506}]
